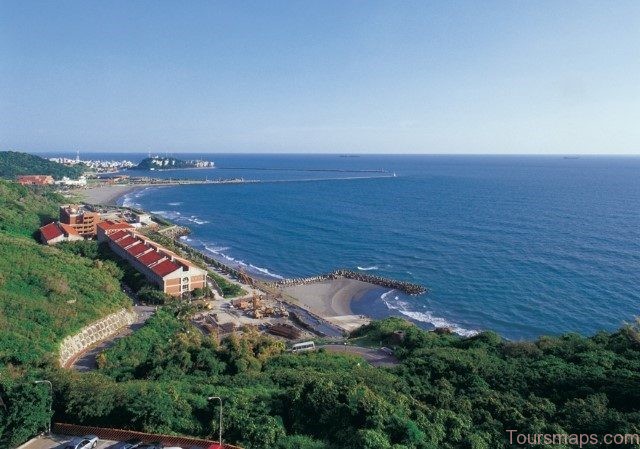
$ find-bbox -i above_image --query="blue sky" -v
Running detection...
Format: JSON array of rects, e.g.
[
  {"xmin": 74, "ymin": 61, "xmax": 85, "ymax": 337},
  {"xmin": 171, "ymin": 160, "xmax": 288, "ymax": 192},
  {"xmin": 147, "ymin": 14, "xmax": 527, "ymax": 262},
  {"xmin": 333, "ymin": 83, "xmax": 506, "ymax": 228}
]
[{"xmin": 1, "ymin": 1, "xmax": 638, "ymax": 154}]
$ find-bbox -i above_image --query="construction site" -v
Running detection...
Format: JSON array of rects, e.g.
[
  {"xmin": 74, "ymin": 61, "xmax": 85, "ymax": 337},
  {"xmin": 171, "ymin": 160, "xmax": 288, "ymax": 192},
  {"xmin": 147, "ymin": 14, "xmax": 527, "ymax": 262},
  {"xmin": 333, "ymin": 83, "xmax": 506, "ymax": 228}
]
[
  {"xmin": 190, "ymin": 266, "xmax": 347, "ymax": 342},
  {"xmin": 149, "ymin": 227, "xmax": 425, "ymax": 343}
]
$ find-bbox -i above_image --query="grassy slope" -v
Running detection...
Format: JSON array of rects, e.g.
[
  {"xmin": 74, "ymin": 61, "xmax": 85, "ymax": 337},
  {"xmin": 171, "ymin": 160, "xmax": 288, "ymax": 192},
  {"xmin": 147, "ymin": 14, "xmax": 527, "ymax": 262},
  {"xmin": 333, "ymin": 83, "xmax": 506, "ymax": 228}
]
[
  {"xmin": 0, "ymin": 180, "xmax": 131, "ymax": 366},
  {"xmin": 0, "ymin": 150, "xmax": 85, "ymax": 180}
]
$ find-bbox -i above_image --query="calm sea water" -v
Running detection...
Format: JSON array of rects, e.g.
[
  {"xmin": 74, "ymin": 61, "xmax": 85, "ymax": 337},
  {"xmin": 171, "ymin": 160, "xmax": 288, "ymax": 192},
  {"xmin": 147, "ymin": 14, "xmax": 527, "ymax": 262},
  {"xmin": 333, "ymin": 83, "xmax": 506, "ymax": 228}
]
[{"xmin": 45, "ymin": 153, "xmax": 640, "ymax": 339}]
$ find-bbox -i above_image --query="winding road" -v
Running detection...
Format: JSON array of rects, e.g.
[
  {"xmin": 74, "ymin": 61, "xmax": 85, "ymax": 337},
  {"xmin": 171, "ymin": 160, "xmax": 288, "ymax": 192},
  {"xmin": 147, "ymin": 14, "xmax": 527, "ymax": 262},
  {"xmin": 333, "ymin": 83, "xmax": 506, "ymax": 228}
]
[{"xmin": 319, "ymin": 345, "xmax": 399, "ymax": 367}]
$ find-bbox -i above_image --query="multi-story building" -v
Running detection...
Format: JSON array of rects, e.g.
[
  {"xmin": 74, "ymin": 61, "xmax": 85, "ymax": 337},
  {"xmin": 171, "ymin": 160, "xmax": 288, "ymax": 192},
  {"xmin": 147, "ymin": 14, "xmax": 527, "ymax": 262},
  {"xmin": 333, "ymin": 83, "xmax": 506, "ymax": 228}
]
[
  {"xmin": 105, "ymin": 230, "xmax": 207, "ymax": 296},
  {"xmin": 59, "ymin": 205, "xmax": 100, "ymax": 237},
  {"xmin": 17, "ymin": 175, "xmax": 54, "ymax": 185}
]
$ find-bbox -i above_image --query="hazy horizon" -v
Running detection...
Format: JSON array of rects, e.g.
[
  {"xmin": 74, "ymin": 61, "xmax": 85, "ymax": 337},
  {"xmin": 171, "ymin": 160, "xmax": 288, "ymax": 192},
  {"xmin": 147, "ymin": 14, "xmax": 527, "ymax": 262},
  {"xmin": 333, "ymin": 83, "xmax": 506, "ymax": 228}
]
[{"xmin": 2, "ymin": 1, "xmax": 639, "ymax": 155}]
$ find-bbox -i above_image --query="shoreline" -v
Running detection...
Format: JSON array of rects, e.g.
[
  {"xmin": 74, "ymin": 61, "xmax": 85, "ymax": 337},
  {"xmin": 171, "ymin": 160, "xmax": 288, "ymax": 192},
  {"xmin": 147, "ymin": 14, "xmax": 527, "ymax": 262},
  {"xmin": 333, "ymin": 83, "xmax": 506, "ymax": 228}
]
[
  {"xmin": 282, "ymin": 278, "xmax": 379, "ymax": 317},
  {"xmin": 97, "ymin": 185, "xmax": 397, "ymax": 334},
  {"xmin": 76, "ymin": 184, "xmax": 150, "ymax": 205}
]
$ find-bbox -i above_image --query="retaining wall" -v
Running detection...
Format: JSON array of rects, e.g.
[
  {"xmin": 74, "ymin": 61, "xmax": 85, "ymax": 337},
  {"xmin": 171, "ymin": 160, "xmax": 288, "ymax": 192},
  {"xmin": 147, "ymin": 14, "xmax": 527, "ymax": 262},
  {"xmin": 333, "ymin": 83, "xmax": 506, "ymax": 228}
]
[{"xmin": 59, "ymin": 308, "xmax": 137, "ymax": 367}]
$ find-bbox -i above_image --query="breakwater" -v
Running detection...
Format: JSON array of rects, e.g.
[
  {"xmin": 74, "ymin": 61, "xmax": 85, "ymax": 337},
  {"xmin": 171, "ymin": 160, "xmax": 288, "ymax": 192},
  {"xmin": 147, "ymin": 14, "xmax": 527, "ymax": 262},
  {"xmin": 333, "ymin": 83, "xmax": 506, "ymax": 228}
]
[{"xmin": 267, "ymin": 269, "xmax": 427, "ymax": 295}]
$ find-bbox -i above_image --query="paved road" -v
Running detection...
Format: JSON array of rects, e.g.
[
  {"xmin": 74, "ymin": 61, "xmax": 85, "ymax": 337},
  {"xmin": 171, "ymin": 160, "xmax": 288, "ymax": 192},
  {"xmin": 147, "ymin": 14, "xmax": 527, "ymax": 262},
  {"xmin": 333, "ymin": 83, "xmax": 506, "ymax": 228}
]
[
  {"xmin": 320, "ymin": 345, "xmax": 399, "ymax": 367},
  {"xmin": 71, "ymin": 305, "xmax": 156, "ymax": 371}
]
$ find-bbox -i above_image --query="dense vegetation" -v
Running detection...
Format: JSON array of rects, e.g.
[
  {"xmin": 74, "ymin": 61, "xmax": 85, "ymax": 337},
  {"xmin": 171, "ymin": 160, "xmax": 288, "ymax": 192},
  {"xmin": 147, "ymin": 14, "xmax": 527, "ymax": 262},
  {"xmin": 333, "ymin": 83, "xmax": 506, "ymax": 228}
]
[
  {"xmin": 0, "ymin": 151, "xmax": 85, "ymax": 180},
  {"xmin": 0, "ymin": 235, "xmax": 131, "ymax": 366},
  {"xmin": 39, "ymin": 311, "xmax": 640, "ymax": 449},
  {"xmin": 0, "ymin": 180, "xmax": 60, "ymax": 238},
  {"xmin": 0, "ymin": 180, "xmax": 131, "ymax": 446},
  {"xmin": 1, "ymin": 179, "xmax": 640, "ymax": 449}
]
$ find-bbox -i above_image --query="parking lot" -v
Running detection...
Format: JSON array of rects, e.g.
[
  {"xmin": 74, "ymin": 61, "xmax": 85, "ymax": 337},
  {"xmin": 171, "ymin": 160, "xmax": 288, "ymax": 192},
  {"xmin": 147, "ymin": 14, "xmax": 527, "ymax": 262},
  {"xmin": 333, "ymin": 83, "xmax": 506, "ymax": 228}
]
[{"xmin": 19, "ymin": 434, "xmax": 120, "ymax": 449}]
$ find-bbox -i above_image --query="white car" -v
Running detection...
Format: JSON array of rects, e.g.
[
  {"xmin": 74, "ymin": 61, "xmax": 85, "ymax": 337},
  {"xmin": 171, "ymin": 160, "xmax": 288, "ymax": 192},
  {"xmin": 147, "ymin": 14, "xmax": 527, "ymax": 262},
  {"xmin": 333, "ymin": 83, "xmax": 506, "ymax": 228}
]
[{"xmin": 64, "ymin": 435, "xmax": 99, "ymax": 449}]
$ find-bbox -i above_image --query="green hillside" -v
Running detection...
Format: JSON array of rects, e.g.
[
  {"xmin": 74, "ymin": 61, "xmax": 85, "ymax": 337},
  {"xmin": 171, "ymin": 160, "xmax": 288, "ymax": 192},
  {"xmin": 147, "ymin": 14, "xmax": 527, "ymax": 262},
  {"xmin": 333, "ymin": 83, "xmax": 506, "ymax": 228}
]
[
  {"xmin": 0, "ymin": 181, "xmax": 131, "ymax": 367},
  {"xmin": 0, "ymin": 150, "xmax": 85, "ymax": 179},
  {"xmin": 0, "ymin": 181, "xmax": 60, "ymax": 237},
  {"xmin": 0, "ymin": 235, "xmax": 131, "ymax": 366}
]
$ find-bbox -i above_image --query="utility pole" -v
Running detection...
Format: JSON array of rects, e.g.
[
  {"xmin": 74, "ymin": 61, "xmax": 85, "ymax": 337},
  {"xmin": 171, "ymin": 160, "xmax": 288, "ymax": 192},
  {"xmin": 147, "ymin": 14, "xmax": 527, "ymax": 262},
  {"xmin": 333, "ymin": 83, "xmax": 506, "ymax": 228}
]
[
  {"xmin": 34, "ymin": 380, "xmax": 52, "ymax": 434},
  {"xmin": 208, "ymin": 396, "xmax": 223, "ymax": 447}
]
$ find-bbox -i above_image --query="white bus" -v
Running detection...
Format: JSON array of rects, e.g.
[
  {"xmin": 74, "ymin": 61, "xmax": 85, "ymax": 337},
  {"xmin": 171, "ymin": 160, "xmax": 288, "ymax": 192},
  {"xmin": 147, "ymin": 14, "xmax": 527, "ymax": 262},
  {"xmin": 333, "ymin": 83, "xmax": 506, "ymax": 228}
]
[{"xmin": 291, "ymin": 341, "xmax": 316, "ymax": 353}]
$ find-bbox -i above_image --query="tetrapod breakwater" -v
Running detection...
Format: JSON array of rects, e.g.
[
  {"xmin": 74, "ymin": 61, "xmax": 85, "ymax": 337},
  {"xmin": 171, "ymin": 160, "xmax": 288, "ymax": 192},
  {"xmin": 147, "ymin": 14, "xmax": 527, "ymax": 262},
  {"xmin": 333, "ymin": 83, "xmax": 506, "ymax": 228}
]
[{"xmin": 267, "ymin": 269, "xmax": 427, "ymax": 296}]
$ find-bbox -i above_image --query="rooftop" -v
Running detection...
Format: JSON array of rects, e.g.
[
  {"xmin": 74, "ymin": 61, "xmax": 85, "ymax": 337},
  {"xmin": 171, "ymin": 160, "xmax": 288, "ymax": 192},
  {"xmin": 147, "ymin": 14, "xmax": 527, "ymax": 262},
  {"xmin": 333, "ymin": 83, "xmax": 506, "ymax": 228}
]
[
  {"xmin": 126, "ymin": 242, "xmax": 150, "ymax": 257},
  {"xmin": 137, "ymin": 250, "xmax": 165, "ymax": 266},
  {"xmin": 150, "ymin": 258, "xmax": 181, "ymax": 277},
  {"xmin": 97, "ymin": 219, "xmax": 135, "ymax": 231},
  {"xmin": 59, "ymin": 222, "xmax": 80, "ymax": 236},
  {"xmin": 40, "ymin": 222, "xmax": 63, "ymax": 241},
  {"xmin": 114, "ymin": 235, "xmax": 138, "ymax": 249},
  {"xmin": 108, "ymin": 230, "xmax": 129, "ymax": 241}
]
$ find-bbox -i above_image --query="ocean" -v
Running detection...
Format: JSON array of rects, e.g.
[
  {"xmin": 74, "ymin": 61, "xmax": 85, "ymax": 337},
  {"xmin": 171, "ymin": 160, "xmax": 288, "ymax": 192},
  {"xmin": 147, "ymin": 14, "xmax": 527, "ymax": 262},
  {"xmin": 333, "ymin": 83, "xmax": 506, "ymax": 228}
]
[{"xmin": 47, "ymin": 152, "xmax": 640, "ymax": 340}]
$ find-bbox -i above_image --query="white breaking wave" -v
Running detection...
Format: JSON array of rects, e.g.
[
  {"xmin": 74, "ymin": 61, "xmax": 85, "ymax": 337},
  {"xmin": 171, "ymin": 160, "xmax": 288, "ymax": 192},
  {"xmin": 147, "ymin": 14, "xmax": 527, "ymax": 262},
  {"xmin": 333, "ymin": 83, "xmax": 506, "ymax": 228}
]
[
  {"xmin": 184, "ymin": 215, "xmax": 210, "ymax": 225},
  {"xmin": 249, "ymin": 264, "xmax": 284, "ymax": 280},
  {"xmin": 121, "ymin": 194, "xmax": 135, "ymax": 208},
  {"xmin": 381, "ymin": 289, "xmax": 395, "ymax": 300},
  {"xmin": 203, "ymin": 245, "xmax": 283, "ymax": 280},
  {"xmin": 121, "ymin": 187, "xmax": 153, "ymax": 208},
  {"xmin": 204, "ymin": 245, "xmax": 235, "ymax": 263},
  {"xmin": 381, "ymin": 295, "xmax": 479, "ymax": 337},
  {"xmin": 151, "ymin": 210, "xmax": 209, "ymax": 225},
  {"xmin": 168, "ymin": 202, "xmax": 183, "ymax": 206},
  {"xmin": 357, "ymin": 265, "xmax": 379, "ymax": 271}
]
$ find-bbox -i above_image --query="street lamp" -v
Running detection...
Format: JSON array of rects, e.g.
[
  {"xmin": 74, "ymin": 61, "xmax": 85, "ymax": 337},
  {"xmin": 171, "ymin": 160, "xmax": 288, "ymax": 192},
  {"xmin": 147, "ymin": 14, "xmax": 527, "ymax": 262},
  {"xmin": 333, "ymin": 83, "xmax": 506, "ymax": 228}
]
[
  {"xmin": 207, "ymin": 396, "xmax": 223, "ymax": 447},
  {"xmin": 34, "ymin": 380, "xmax": 52, "ymax": 434}
]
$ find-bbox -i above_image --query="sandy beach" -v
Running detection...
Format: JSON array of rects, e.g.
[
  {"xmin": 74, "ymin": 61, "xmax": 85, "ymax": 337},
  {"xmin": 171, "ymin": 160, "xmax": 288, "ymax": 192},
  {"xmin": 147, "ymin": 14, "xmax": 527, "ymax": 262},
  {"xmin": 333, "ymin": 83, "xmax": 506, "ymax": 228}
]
[
  {"xmin": 283, "ymin": 278, "xmax": 378, "ymax": 317},
  {"xmin": 75, "ymin": 184, "xmax": 145, "ymax": 205},
  {"xmin": 282, "ymin": 279, "xmax": 376, "ymax": 332}
]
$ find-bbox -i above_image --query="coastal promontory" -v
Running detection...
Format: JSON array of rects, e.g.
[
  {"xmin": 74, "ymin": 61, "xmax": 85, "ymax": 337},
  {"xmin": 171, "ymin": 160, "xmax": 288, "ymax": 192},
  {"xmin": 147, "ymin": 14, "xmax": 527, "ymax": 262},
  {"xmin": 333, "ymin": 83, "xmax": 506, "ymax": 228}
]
[{"xmin": 130, "ymin": 156, "xmax": 214, "ymax": 170}]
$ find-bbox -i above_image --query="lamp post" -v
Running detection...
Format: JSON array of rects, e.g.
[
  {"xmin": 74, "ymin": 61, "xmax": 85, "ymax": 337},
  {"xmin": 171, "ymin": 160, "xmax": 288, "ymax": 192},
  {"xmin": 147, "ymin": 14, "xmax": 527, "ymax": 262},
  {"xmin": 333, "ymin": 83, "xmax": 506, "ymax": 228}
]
[
  {"xmin": 207, "ymin": 396, "xmax": 223, "ymax": 447},
  {"xmin": 34, "ymin": 380, "xmax": 52, "ymax": 434}
]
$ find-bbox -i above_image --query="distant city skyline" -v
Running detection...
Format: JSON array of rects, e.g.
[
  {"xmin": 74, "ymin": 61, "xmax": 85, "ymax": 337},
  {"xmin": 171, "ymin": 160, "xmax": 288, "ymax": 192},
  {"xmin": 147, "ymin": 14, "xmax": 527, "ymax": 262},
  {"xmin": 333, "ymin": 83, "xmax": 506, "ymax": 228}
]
[{"xmin": 1, "ymin": 1, "xmax": 639, "ymax": 154}]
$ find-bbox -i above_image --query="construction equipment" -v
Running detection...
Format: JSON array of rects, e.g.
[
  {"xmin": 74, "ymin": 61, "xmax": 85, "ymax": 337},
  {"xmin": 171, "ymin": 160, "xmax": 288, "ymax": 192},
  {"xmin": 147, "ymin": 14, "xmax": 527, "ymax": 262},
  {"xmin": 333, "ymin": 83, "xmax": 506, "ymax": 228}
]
[
  {"xmin": 252, "ymin": 291, "xmax": 262, "ymax": 309},
  {"xmin": 237, "ymin": 267, "xmax": 254, "ymax": 287}
]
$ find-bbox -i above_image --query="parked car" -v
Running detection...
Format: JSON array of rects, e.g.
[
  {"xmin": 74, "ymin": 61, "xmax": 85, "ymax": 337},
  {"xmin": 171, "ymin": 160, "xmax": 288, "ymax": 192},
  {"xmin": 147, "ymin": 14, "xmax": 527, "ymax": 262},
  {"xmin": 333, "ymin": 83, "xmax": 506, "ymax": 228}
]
[
  {"xmin": 137, "ymin": 443, "xmax": 163, "ymax": 449},
  {"xmin": 64, "ymin": 435, "xmax": 99, "ymax": 449},
  {"xmin": 118, "ymin": 439, "xmax": 142, "ymax": 449}
]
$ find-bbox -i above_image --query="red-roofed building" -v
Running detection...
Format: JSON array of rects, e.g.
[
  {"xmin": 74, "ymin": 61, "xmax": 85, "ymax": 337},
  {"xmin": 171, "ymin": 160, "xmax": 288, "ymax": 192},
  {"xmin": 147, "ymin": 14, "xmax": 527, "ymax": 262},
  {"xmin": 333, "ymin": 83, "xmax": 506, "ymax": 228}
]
[
  {"xmin": 126, "ymin": 242, "xmax": 150, "ymax": 257},
  {"xmin": 105, "ymin": 230, "xmax": 207, "ymax": 296},
  {"xmin": 150, "ymin": 259, "xmax": 181, "ymax": 277},
  {"xmin": 39, "ymin": 222, "xmax": 84, "ymax": 245},
  {"xmin": 97, "ymin": 220, "xmax": 135, "ymax": 242},
  {"xmin": 137, "ymin": 250, "xmax": 165, "ymax": 266},
  {"xmin": 107, "ymin": 229, "xmax": 129, "ymax": 242},
  {"xmin": 17, "ymin": 175, "xmax": 54, "ymax": 185},
  {"xmin": 114, "ymin": 235, "xmax": 138, "ymax": 249}
]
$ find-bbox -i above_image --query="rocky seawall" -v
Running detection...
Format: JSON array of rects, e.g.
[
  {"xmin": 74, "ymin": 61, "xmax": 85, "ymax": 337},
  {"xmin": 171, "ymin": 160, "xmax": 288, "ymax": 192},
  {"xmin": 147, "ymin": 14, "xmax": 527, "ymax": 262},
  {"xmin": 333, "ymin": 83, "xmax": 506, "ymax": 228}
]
[
  {"xmin": 267, "ymin": 269, "xmax": 427, "ymax": 295},
  {"xmin": 58, "ymin": 308, "xmax": 137, "ymax": 367}
]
